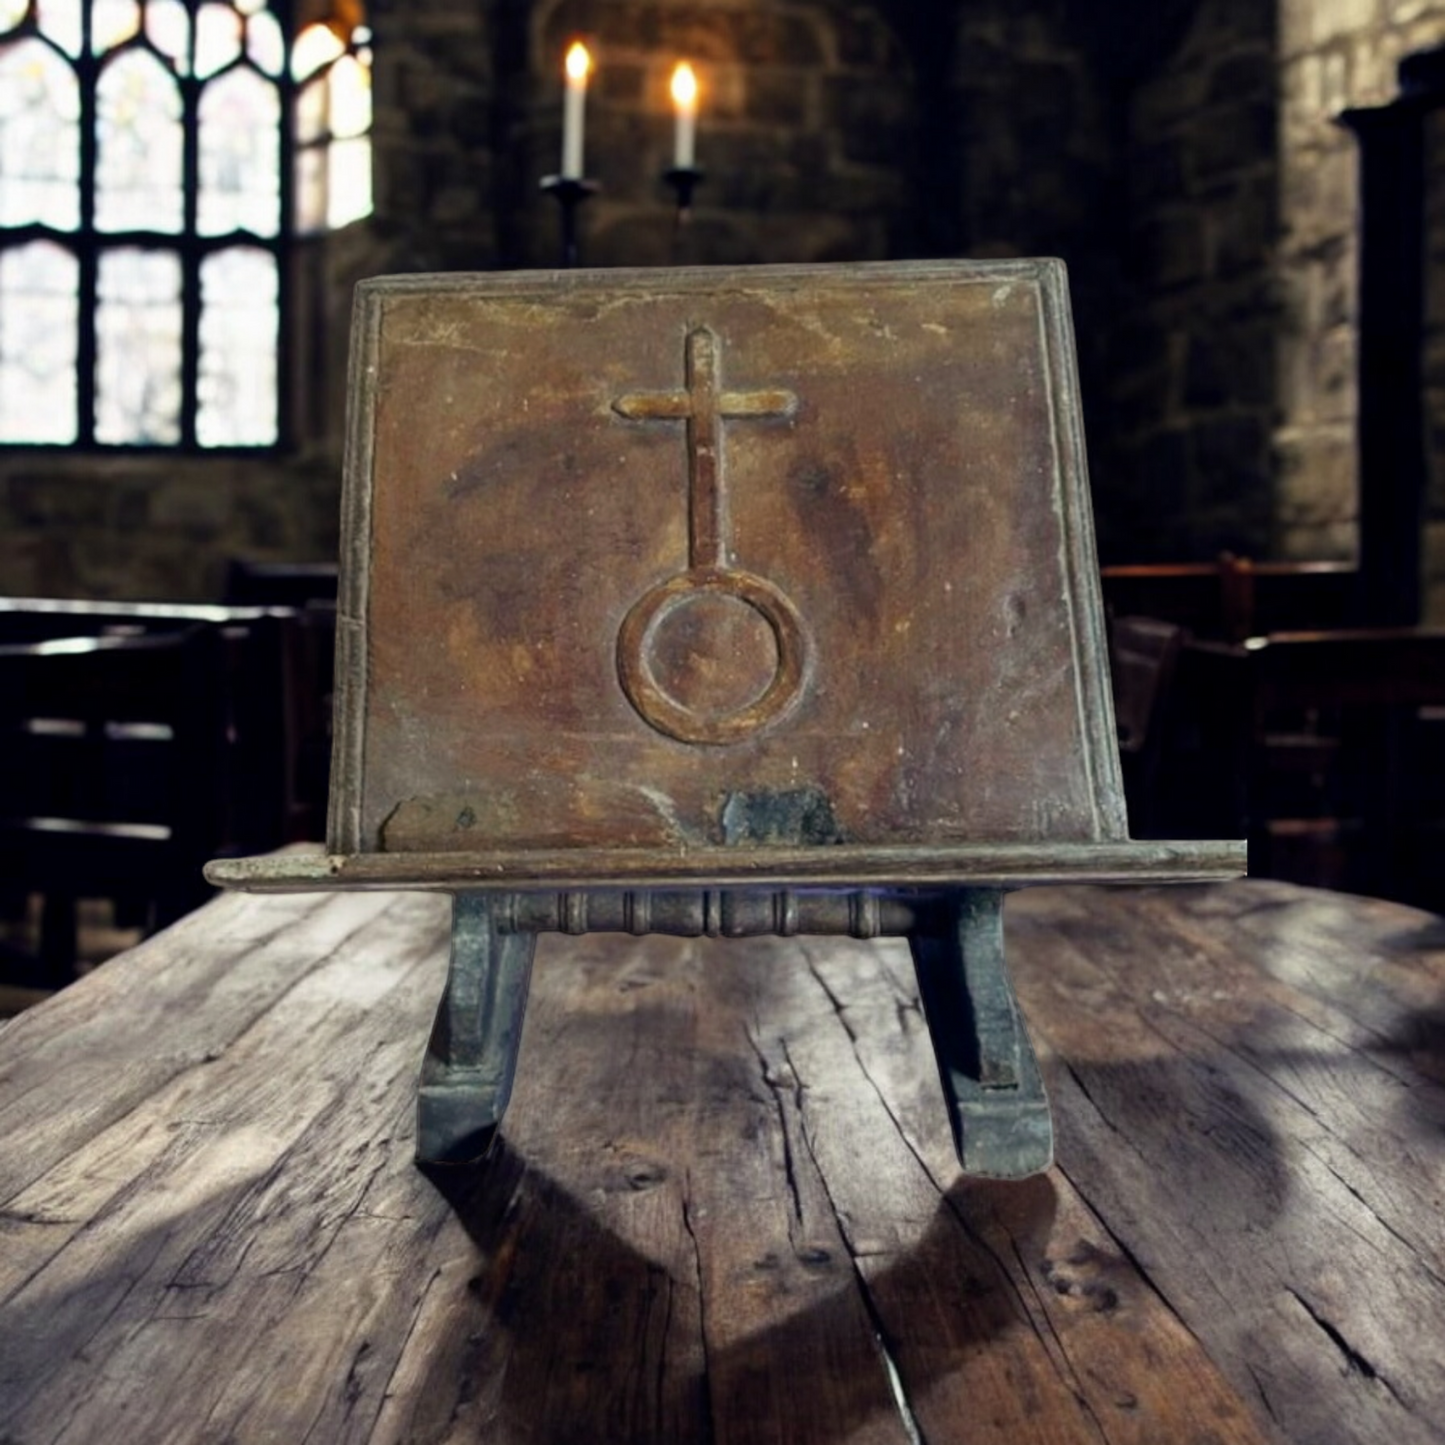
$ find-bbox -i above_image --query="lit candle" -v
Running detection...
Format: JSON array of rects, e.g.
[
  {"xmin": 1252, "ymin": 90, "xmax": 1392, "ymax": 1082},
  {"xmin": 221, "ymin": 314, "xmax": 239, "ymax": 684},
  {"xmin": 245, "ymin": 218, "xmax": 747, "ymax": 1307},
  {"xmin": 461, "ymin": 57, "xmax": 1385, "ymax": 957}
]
[
  {"xmin": 562, "ymin": 41, "xmax": 591, "ymax": 180},
  {"xmin": 671, "ymin": 61, "xmax": 698, "ymax": 169}
]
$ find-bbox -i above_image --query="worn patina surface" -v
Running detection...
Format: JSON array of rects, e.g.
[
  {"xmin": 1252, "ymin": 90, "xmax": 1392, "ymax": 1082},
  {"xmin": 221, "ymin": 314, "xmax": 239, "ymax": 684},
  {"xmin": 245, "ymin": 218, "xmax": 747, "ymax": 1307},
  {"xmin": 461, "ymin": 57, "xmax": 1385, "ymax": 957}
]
[{"xmin": 337, "ymin": 260, "xmax": 1125, "ymax": 866}]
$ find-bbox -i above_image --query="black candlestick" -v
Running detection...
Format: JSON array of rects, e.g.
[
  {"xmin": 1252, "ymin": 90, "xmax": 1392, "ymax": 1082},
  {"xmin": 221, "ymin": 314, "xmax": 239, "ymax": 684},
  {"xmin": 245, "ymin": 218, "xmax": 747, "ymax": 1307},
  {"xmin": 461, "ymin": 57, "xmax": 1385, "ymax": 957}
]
[
  {"xmin": 540, "ymin": 175, "xmax": 598, "ymax": 268},
  {"xmin": 662, "ymin": 166, "xmax": 703, "ymax": 264},
  {"xmin": 663, "ymin": 165, "xmax": 703, "ymax": 213}
]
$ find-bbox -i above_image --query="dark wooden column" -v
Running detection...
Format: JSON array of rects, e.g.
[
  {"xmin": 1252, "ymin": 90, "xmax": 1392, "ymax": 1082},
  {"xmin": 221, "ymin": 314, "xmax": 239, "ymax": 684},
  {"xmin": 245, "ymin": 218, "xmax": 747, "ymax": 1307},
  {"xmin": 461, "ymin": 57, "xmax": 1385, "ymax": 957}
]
[{"xmin": 1339, "ymin": 50, "xmax": 1445, "ymax": 626}]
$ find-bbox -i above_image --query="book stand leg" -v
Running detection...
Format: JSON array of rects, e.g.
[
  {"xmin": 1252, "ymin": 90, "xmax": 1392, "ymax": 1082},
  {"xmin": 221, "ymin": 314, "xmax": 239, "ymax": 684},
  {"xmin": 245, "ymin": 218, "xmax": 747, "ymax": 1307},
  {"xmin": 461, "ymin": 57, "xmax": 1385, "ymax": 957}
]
[
  {"xmin": 909, "ymin": 888, "xmax": 1053, "ymax": 1178},
  {"xmin": 417, "ymin": 886, "xmax": 1052, "ymax": 1179},
  {"xmin": 417, "ymin": 894, "xmax": 536, "ymax": 1165}
]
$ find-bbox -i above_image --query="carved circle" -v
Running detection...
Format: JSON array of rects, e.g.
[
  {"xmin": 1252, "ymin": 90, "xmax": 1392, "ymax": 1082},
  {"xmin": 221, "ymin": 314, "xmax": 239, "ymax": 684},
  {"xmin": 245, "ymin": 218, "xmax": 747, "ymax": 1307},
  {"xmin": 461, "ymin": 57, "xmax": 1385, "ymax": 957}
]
[
  {"xmin": 646, "ymin": 589, "xmax": 780, "ymax": 716},
  {"xmin": 617, "ymin": 566, "xmax": 810, "ymax": 745}
]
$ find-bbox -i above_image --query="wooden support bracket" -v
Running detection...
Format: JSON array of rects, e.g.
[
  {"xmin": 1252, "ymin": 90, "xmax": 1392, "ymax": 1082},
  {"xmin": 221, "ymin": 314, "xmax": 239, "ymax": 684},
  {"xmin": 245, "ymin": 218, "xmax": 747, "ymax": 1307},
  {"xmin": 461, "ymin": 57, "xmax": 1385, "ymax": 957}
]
[
  {"xmin": 909, "ymin": 889, "xmax": 1053, "ymax": 1179},
  {"xmin": 417, "ymin": 894, "xmax": 536, "ymax": 1165}
]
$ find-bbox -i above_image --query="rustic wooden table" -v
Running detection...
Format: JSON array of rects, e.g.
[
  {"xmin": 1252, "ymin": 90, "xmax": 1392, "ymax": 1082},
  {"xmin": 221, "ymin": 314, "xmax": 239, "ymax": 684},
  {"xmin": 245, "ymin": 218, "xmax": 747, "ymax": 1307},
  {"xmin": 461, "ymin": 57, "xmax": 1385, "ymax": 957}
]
[{"xmin": 3, "ymin": 878, "xmax": 1442, "ymax": 1444}]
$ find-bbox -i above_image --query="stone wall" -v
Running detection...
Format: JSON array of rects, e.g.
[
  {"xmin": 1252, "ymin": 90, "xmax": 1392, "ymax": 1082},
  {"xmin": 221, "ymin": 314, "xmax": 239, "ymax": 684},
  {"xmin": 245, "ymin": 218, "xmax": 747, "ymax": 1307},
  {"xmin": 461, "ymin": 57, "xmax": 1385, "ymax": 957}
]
[
  {"xmin": 1278, "ymin": 0, "xmax": 1445, "ymax": 620},
  {"xmin": 367, "ymin": 0, "xmax": 499, "ymax": 272},
  {"xmin": 940, "ymin": 0, "xmax": 1286, "ymax": 566},
  {"xmin": 1098, "ymin": 0, "xmax": 1281, "ymax": 562}
]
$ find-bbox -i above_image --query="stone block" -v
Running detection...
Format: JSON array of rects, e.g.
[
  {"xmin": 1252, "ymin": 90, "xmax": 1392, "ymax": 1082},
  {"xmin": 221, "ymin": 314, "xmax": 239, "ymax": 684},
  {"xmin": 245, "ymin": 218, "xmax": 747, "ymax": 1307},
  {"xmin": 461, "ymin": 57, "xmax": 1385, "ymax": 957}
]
[
  {"xmin": 1278, "ymin": 517, "xmax": 1358, "ymax": 559},
  {"xmin": 823, "ymin": 75, "xmax": 914, "ymax": 166},
  {"xmin": 1389, "ymin": 0, "xmax": 1433, "ymax": 23},
  {"xmin": 1132, "ymin": 64, "xmax": 1210, "ymax": 136},
  {"xmin": 446, "ymin": 94, "xmax": 493, "ymax": 142},
  {"xmin": 5, "ymin": 473, "xmax": 113, "ymax": 529},
  {"xmin": 1109, "ymin": 368, "xmax": 1175, "ymax": 442},
  {"xmin": 394, "ymin": 54, "xmax": 450, "ymax": 119},
  {"xmin": 1195, "ymin": 0, "xmax": 1278, "ymax": 44},
  {"xmin": 403, "ymin": 0, "xmax": 488, "ymax": 39},
  {"xmin": 1208, "ymin": 49, "xmax": 1276, "ymax": 105},
  {"xmin": 147, "ymin": 474, "xmax": 234, "ymax": 537},
  {"xmin": 597, "ymin": 61, "xmax": 645, "ymax": 106},
  {"xmin": 1306, "ymin": 0, "xmax": 1384, "ymax": 47},
  {"xmin": 696, "ymin": 63, "xmax": 746, "ymax": 123},
  {"xmin": 1187, "ymin": 101, "xmax": 1276, "ymax": 185},
  {"xmin": 1281, "ymin": 144, "xmax": 1358, "ymax": 256},
  {"xmin": 1282, "ymin": 55, "xmax": 1326, "ymax": 145},
  {"xmin": 593, "ymin": 205, "xmax": 713, "ymax": 266},
  {"xmin": 701, "ymin": 129, "xmax": 837, "ymax": 211},
  {"xmin": 1193, "ymin": 412, "xmax": 1270, "ymax": 506},
  {"xmin": 1423, "ymin": 521, "xmax": 1445, "ymax": 624},
  {"xmin": 72, "ymin": 531, "xmax": 210, "ymax": 601},
  {"xmin": 833, "ymin": 9, "xmax": 906, "ymax": 69},
  {"xmin": 1279, "ymin": 0, "xmax": 1316, "ymax": 59},
  {"xmin": 0, "ymin": 528, "xmax": 73, "ymax": 598},
  {"xmin": 1208, "ymin": 174, "xmax": 1277, "ymax": 277},
  {"xmin": 1186, "ymin": 498, "xmax": 1274, "ymax": 559},
  {"xmin": 1184, "ymin": 324, "xmax": 1275, "ymax": 410},
  {"xmin": 1131, "ymin": 139, "xmax": 1186, "ymax": 207},
  {"xmin": 1131, "ymin": 211, "xmax": 1206, "ymax": 289},
  {"xmin": 113, "ymin": 481, "xmax": 152, "ymax": 534},
  {"xmin": 541, "ymin": 4, "xmax": 824, "ymax": 67},
  {"xmin": 427, "ymin": 184, "xmax": 486, "ymax": 226},
  {"xmin": 740, "ymin": 10, "xmax": 826, "ymax": 65},
  {"xmin": 1313, "ymin": 325, "xmax": 1358, "ymax": 423},
  {"xmin": 1274, "ymin": 426, "xmax": 1358, "ymax": 527},
  {"xmin": 1318, "ymin": 47, "xmax": 1351, "ymax": 117},
  {"xmin": 747, "ymin": 68, "xmax": 814, "ymax": 129},
  {"xmin": 1137, "ymin": 427, "xmax": 1193, "ymax": 516},
  {"xmin": 814, "ymin": 163, "xmax": 906, "ymax": 215}
]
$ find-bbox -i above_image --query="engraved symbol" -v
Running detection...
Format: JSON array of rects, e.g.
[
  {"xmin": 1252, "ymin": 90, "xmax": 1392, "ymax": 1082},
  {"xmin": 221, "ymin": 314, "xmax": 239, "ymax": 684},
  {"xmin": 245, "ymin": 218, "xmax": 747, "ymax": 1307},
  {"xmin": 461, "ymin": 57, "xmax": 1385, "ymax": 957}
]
[{"xmin": 613, "ymin": 327, "xmax": 809, "ymax": 745}]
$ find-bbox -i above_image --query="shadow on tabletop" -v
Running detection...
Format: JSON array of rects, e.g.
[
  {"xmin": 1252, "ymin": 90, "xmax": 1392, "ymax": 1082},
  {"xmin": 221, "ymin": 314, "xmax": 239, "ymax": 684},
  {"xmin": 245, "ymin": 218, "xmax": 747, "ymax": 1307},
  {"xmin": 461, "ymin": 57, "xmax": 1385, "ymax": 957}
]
[{"xmin": 414, "ymin": 1141, "xmax": 1067, "ymax": 1445}]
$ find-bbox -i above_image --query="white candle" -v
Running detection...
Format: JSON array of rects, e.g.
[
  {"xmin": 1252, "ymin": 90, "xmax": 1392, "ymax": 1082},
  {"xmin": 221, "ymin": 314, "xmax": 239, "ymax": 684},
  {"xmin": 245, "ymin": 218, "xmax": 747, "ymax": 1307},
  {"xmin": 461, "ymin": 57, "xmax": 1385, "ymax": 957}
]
[
  {"xmin": 671, "ymin": 62, "xmax": 697, "ymax": 169},
  {"xmin": 562, "ymin": 42, "xmax": 590, "ymax": 179}
]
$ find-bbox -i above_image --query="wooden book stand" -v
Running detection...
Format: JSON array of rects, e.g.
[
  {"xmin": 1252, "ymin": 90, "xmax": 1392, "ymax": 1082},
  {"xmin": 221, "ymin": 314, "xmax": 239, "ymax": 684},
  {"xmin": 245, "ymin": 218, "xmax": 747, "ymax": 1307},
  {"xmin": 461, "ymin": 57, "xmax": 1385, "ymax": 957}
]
[{"xmin": 210, "ymin": 261, "xmax": 1243, "ymax": 1179}]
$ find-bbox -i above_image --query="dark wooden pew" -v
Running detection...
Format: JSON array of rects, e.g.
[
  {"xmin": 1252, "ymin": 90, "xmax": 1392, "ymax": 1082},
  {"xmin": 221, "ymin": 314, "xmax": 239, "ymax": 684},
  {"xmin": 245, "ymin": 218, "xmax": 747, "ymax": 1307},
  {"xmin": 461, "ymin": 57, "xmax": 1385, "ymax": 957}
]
[
  {"xmin": 1101, "ymin": 556, "xmax": 1357, "ymax": 641},
  {"xmin": 0, "ymin": 598, "xmax": 337, "ymax": 980},
  {"xmin": 0, "ymin": 627, "xmax": 228, "ymax": 980},
  {"xmin": 1142, "ymin": 628, "xmax": 1445, "ymax": 907}
]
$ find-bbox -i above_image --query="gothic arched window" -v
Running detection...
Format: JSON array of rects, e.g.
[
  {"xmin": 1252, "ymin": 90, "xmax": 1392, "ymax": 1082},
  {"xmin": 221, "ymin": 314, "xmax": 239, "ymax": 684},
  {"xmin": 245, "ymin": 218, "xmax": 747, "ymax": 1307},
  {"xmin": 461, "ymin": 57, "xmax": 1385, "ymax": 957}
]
[{"xmin": 0, "ymin": 0, "xmax": 370, "ymax": 450}]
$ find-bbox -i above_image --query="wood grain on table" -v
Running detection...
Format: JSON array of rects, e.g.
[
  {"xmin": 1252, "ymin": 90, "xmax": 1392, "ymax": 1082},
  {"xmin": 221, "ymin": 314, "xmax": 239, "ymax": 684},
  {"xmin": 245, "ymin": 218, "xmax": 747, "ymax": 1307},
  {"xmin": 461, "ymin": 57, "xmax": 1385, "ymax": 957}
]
[{"xmin": 2, "ymin": 879, "xmax": 1442, "ymax": 1444}]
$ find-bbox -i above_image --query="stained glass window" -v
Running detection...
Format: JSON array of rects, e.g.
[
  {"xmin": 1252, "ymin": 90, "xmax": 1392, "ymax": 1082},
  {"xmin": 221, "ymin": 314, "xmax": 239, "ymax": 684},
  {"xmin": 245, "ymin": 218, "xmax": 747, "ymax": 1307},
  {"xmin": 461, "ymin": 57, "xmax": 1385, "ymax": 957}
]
[
  {"xmin": 0, "ymin": 0, "xmax": 371, "ymax": 450},
  {"xmin": 0, "ymin": 37, "xmax": 80, "ymax": 228},
  {"xmin": 96, "ymin": 47, "xmax": 184, "ymax": 232},
  {"xmin": 294, "ymin": 18, "xmax": 370, "ymax": 232},
  {"xmin": 197, "ymin": 246, "xmax": 275, "ymax": 445},
  {"xmin": 0, "ymin": 241, "xmax": 78, "ymax": 441},
  {"xmin": 198, "ymin": 68, "xmax": 280, "ymax": 236},
  {"xmin": 95, "ymin": 247, "xmax": 182, "ymax": 443}
]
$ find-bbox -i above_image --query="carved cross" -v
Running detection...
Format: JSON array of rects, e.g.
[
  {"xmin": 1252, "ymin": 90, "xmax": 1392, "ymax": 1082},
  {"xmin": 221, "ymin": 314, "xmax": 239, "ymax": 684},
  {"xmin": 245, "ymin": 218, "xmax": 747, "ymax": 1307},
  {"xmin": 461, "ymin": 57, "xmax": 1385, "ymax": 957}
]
[{"xmin": 612, "ymin": 327, "xmax": 797, "ymax": 569}]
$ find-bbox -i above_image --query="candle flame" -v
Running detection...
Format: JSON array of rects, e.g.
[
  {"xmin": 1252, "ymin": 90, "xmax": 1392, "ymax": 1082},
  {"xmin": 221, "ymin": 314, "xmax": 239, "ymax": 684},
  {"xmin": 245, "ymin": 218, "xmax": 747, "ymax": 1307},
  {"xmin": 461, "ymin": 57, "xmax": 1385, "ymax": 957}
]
[
  {"xmin": 671, "ymin": 61, "xmax": 697, "ymax": 110},
  {"xmin": 565, "ymin": 41, "xmax": 591, "ymax": 81}
]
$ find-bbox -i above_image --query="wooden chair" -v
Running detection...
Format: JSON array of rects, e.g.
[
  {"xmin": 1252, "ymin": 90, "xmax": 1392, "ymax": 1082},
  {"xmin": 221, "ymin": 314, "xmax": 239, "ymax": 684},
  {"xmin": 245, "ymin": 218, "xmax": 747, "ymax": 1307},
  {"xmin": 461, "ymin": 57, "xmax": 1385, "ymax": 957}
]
[
  {"xmin": 1165, "ymin": 629, "xmax": 1445, "ymax": 904},
  {"xmin": 0, "ymin": 597, "xmax": 329, "ymax": 852},
  {"xmin": 0, "ymin": 626, "xmax": 229, "ymax": 982},
  {"xmin": 1101, "ymin": 557, "xmax": 1357, "ymax": 642}
]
